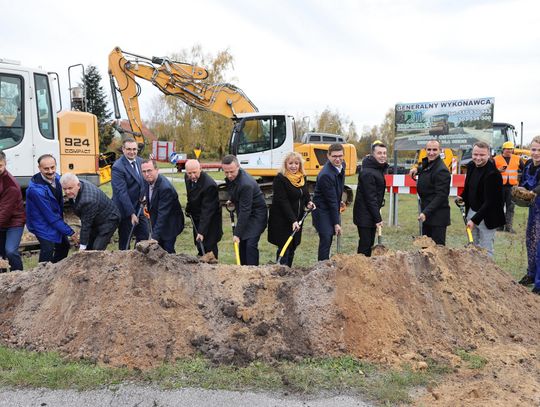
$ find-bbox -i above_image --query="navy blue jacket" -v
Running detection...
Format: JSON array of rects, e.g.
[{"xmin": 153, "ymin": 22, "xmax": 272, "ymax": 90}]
[
  {"xmin": 111, "ymin": 155, "xmax": 146, "ymax": 219},
  {"xmin": 26, "ymin": 173, "xmax": 74, "ymax": 243},
  {"xmin": 146, "ymin": 174, "xmax": 184, "ymax": 241},
  {"xmin": 225, "ymin": 169, "xmax": 267, "ymax": 239},
  {"xmin": 312, "ymin": 161, "xmax": 345, "ymax": 235}
]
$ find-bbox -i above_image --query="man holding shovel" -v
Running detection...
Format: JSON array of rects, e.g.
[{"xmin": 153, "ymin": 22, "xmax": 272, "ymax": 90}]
[
  {"xmin": 353, "ymin": 142, "xmax": 388, "ymax": 257},
  {"xmin": 457, "ymin": 141, "xmax": 505, "ymax": 257},
  {"xmin": 313, "ymin": 144, "xmax": 347, "ymax": 261},
  {"xmin": 222, "ymin": 155, "xmax": 267, "ymax": 266},
  {"xmin": 140, "ymin": 159, "xmax": 184, "ymax": 253},
  {"xmin": 184, "ymin": 160, "xmax": 222, "ymax": 259},
  {"xmin": 410, "ymin": 140, "xmax": 451, "ymax": 245}
]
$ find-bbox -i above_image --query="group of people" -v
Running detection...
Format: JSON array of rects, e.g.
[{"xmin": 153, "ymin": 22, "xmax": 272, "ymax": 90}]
[{"xmin": 1, "ymin": 136, "xmax": 540, "ymax": 295}]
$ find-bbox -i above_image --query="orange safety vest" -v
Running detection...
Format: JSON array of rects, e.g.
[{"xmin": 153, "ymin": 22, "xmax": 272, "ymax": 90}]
[{"xmin": 494, "ymin": 154, "xmax": 520, "ymax": 185}]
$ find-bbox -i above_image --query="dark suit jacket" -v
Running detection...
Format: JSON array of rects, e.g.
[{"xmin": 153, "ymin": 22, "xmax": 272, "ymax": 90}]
[
  {"xmin": 353, "ymin": 155, "xmax": 387, "ymax": 228},
  {"xmin": 111, "ymin": 155, "xmax": 145, "ymax": 219},
  {"xmin": 72, "ymin": 180, "xmax": 120, "ymax": 246},
  {"xmin": 185, "ymin": 171, "xmax": 223, "ymax": 248},
  {"xmin": 312, "ymin": 161, "xmax": 345, "ymax": 235},
  {"xmin": 416, "ymin": 156, "xmax": 451, "ymax": 226},
  {"xmin": 225, "ymin": 169, "xmax": 267, "ymax": 240},
  {"xmin": 146, "ymin": 175, "xmax": 184, "ymax": 241},
  {"xmin": 461, "ymin": 160, "xmax": 505, "ymax": 229}
]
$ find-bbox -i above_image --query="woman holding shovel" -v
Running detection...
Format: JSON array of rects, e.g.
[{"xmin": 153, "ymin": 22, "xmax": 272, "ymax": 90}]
[{"xmin": 268, "ymin": 152, "xmax": 315, "ymax": 266}]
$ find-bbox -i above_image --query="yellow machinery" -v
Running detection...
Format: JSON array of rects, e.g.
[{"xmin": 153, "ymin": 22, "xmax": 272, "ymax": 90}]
[{"xmin": 108, "ymin": 47, "xmax": 357, "ymax": 202}]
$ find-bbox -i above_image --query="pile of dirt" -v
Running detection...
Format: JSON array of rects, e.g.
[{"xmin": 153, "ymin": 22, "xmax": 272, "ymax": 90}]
[{"xmin": 0, "ymin": 241, "xmax": 539, "ymax": 405}]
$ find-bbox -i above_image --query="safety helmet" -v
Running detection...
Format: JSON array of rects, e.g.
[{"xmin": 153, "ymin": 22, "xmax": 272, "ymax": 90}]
[
  {"xmin": 502, "ymin": 141, "xmax": 515, "ymax": 149},
  {"xmin": 372, "ymin": 139, "xmax": 384, "ymax": 147}
]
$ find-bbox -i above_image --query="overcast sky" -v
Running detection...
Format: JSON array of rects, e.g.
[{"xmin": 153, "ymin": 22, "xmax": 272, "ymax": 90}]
[{"xmin": 3, "ymin": 0, "xmax": 539, "ymax": 143}]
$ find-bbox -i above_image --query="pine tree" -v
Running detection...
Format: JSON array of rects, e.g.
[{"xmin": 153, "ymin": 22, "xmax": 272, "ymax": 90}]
[{"xmin": 83, "ymin": 65, "xmax": 114, "ymax": 152}]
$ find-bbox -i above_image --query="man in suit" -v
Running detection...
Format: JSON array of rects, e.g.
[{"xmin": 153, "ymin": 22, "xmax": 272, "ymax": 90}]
[
  {"xmin": 112, "ymin": 138, "xmax": 148, "ymax": 250},
  {"xmin": 141, "ymin": 159, "xmax": 184, "ymax": 253},
  {"xmin": 457, "ymin": 141, "xmax": 505, "ymax": 257},
  {"xmin": 222, "ymin": 155, "xmax": 267, "ymax": 266},
  {"xmin": 312, "ymin": 144, "xmax": 346, "ymax": 261},
  {"xmin": 26, "ymin": 154, "xmax": 75, "ymax": 263},
  {"xmin": 60, "ymin": 173, "xmax": 120, "ymax": 250},
  {"xmin": 184, "ymin": 159, "xmax": 222, "ymax": 258}
]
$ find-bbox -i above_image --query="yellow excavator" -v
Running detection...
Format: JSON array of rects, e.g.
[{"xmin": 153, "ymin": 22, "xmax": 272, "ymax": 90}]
[{"xmin": 108, "ymin": 47, "xmax": 357, "ymax": 202}]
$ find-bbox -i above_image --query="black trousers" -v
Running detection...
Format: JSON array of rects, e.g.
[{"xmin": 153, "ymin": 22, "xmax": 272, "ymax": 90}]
[
  {"xmin": 118, "ymin": 214, "xmax": 149, "ymax": 250},
  {"xmin": 357, "ymin": 226, "xmax": 376, "ymax": 257},
  {"xmin": 422, "ymin": 224, "xmax": 447, "ymax": 245},
  {"xmin": 239, "ymin": 235, "xmax": 261, "ymax": 266}
]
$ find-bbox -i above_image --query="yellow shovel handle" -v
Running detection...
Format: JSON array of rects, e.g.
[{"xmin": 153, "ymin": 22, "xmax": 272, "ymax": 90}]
[
  {"xmin": 234, "ymin": 241, "xmax": 241, "ymax": 265},
  {"xmin": 279, "ymin": 236, "xmax": 294, "ymax": 259},
  {"xmin": 466, "ymin": 227, "xmax": 473, "ymax": 243}
]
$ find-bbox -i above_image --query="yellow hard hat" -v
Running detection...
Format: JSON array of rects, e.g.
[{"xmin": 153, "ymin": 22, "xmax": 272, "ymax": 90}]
[
  {"xmin": 372, "ymin": 139, "xmax": 384, "ymax": 146},
  {"xmin": 502, "ymin": 141, "xmax": 514, "ymax": 149}
]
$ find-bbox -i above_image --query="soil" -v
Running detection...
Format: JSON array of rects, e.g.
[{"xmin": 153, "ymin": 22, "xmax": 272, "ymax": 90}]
[{"xmin": 0, "ymin": 241, "xmax": 538, "ymax": 406}]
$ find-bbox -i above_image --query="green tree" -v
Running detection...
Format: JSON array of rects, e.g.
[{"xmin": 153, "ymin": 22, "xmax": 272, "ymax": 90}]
[{"xmin": 83, "ymin": 65, "xmax": 114, "ymax": 152}]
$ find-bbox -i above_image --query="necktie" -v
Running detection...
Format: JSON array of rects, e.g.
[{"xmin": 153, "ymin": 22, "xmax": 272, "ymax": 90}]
[{"xmin": 131, "ymin": 161, "xmax": 138, "ymax": 175}]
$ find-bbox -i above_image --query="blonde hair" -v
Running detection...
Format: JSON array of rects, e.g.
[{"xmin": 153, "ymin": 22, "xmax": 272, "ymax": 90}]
[
  {"xmin": 531, "ymin": 135, "xmax": 540, "ymax": 146},
  {"xmin": 280, "ymin": 152, "xmax": 305, "ymax": 175}
]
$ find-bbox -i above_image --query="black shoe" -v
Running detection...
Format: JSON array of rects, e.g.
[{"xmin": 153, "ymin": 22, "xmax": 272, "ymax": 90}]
[
  {"xmin": 518, "ymin": 274, "xmax": 535, "ymax": 286},
  {"xmin": 532, "ymin": 287, "xmax": 540, "ymax": 295}
]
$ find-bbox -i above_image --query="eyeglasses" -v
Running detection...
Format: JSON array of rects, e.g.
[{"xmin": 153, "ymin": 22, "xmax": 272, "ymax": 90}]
[
  {"xmin": 124, "ymin": 148, "xmax": 138, "ymax": 152},
  {"xmin": 330, "ymin": 154, "xmax": 344, "ymax": 159}
]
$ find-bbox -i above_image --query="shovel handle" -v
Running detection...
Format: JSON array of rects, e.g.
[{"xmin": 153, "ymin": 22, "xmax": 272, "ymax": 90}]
[
  {"xmin": 377, "ymin": 224, "xmax": 383, "ymax": 244},
  {"xmin": 466, "ymin": 227, "xmax": 473, "ymax": 243},
  {"xmin": 234, "ymin": 241, "xmax": 241, "ymax": 265}
]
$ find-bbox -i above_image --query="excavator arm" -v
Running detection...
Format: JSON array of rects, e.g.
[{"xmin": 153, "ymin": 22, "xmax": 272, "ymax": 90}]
[{"xmin": 108, "ymin": 47, "xmax": 258, "ymax": 146}]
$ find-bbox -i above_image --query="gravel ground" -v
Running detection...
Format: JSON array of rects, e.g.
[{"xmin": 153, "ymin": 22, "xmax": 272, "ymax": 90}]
[{"xmin": 0, "ymin": 385, "xmax": 374, "ymax": 407}]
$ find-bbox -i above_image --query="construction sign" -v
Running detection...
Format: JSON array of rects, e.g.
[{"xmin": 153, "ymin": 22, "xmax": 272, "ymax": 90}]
[{"xmin": 394, "ymin": 97, "xmax": 495, "ymax": 151}]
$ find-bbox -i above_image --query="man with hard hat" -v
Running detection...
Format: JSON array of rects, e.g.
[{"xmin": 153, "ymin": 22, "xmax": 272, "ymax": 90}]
[{"xmin": 494, "ymin": 141, "xmax": 523, "ymax": 233}]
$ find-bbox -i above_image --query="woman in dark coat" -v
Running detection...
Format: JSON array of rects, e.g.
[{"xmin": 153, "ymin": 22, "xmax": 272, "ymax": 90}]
[{"xmin": 268, "ymin": 152, "xmax": 315, "ymax": 266}]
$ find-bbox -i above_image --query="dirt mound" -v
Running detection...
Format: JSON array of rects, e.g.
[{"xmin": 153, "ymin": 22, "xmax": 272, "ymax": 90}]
[{"xmin": 0, "ymin": 242, "xmax": 539, "ymax": 405}]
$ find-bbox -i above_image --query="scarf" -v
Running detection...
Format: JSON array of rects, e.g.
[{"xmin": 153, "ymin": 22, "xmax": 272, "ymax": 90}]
[{"xmin": 285, "ymin": 171, "xmax": 305, "ymax": 188}]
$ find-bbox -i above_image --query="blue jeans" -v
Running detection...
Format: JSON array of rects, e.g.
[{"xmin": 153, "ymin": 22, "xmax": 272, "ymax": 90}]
[
  {"xmin": 0, "ymin": 227, "xmax": 24, "ymax": 271},
  {"xmin": 37, "ymin": 235, "xmax": 70, "ymax": 263}
]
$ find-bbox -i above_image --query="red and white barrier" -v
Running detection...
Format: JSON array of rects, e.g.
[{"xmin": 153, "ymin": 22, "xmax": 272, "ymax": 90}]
[{"xmin": 385, "ymin": 174, "xmax": 465, "ymax": 196}]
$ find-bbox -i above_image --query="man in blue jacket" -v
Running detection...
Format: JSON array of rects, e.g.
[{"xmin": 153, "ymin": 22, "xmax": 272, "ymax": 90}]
[
  {"xmin": 141, "ymin": 160, "xmax": 184, "ymax": 253},
  {"xmin": 312, "ymin": 144, "xmax": 346, "ymax": 261},
  {"xmin": 112, "ymin": 138, "xmax": 149, "ymax": 250},
  {"xmin": 26, "ymin": 154, "xmax": 75, "ymax": 263}
]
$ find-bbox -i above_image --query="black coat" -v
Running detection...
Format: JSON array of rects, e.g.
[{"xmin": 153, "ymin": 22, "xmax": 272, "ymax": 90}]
[
  {"xmin": 461, "ymin": 160, "xmax": 505, "ymax": 229},
  {"xmin": 146, "ymin": 175, "xmax": 184, "ymax": 241},
  {"xmin": 225, "ymin": 169, "xmax": 268, "ymax": 239},
  {"xmin": 417, "ymin": 156, "xmax": 451, "ymax": 226},
  {"xmin": 268, "ymin": 173, "xmax": 310, "ymax": 247},
  {"xmin": 312, "ymin": 161, "xmax": 346, "ymax": 235},
  {"xmin": 185, "ymin": 171, "xmax": 223, "ymax": 248},
  {"xmin": 72, "ymin": 180, "xmax": 120, "ymax": 246},
  {"xmin": 353, "ymin": 155, "xmax": 387, "ymax": 228}
]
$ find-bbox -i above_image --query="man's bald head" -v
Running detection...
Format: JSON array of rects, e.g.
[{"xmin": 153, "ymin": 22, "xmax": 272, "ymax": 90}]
[{"xmin": 185, "ymin": 159, "xmax": 202, "ymax": 182}]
